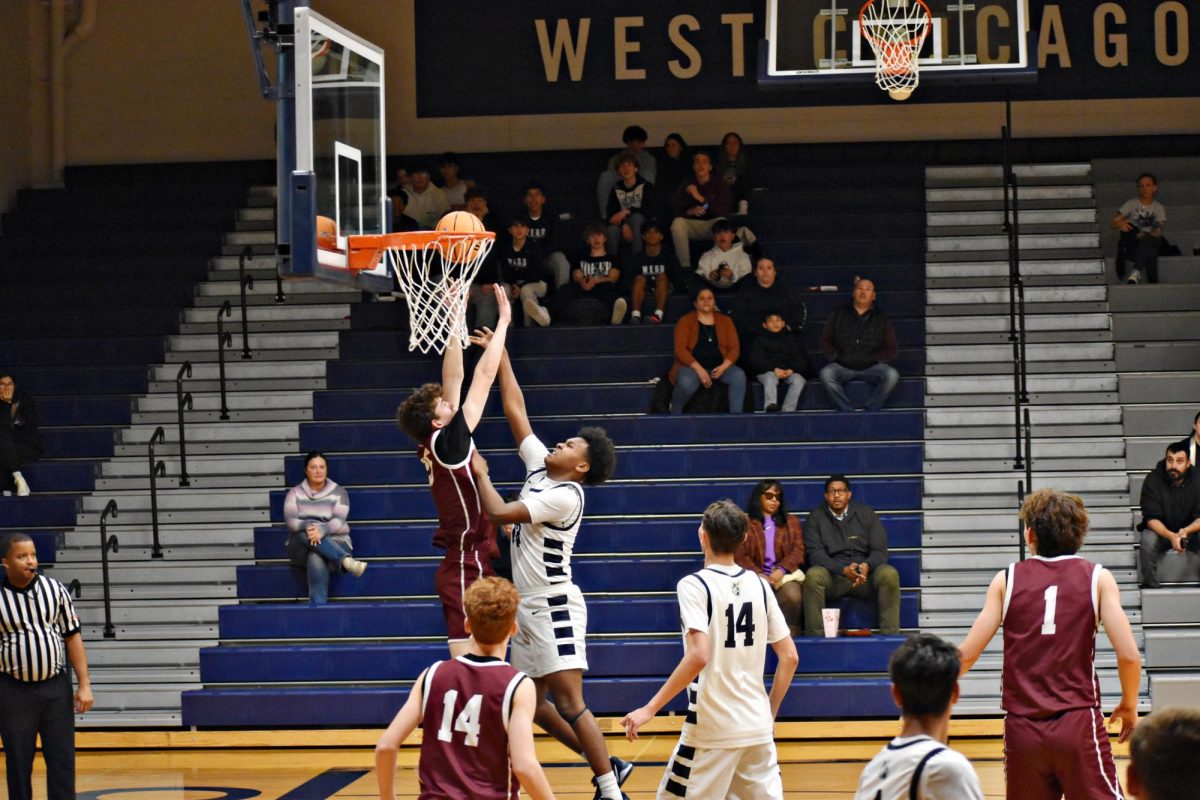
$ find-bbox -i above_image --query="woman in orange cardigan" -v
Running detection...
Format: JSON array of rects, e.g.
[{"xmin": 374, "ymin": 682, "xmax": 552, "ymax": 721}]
[
  {"xmin": 668, "ymin": 288, "xmax": 747, "ymax": 414},
  {"xmin": 736, "ymin": 479, "xmax": 806, "ymax": 636}
]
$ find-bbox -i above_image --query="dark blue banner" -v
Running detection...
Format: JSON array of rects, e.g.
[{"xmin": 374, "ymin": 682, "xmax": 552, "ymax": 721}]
[{"xmin": 414, "ymin": 1, "xmax": 1200, "ymax": 115}]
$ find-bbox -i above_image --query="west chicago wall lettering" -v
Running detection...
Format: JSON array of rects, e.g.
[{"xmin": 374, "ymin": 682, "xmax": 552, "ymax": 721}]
[{"xmin": 414, "ymin": 1, "xmax": 1199, "ymax": 116}]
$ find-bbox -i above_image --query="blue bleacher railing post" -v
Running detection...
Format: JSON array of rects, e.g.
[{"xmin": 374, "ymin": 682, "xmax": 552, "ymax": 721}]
[
  {"xmin": 147, "ymin": 426, "xmax": 167, "ymax": 559},
  {"xmin": 238, "ymin": 245, "xmax": 254, "ymax": 359},
  {"xmin": 217, "ymin": 302, "xmax": 234, "ymax": 421},
  {"xmin": 99, "ymin": 500, "xmax": 119, "ymax": 639},
  {"xmin": 175, "ymin": 362, "xmax": 193, "ymax": 487}
]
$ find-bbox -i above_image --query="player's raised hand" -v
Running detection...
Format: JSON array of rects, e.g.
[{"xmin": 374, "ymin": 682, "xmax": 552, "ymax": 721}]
[
  {"xmin": 1109, "ymin": 702, "xmax": 1138, "ymax": 743},
  {"xmin": 493, "ymin": 282, "xmax": 512, "ymax": 325},
  {"xmin": 469, "ymin": 327, "xmax": 494, "ymax": 348},
  {"xmin": 621, "ymin": 706, "xmax": 653, "ymax": 741},
  {"xmin": 470, "ymin": 449, "xmax": 490, "ymax": 480}
]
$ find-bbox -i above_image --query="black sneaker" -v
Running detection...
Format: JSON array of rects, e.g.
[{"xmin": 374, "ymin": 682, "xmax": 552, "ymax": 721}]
[
  {"xmin": 765, "ymin": 403, "xmax": 781, "ymax": 413},
  {"xmin": 611, "ymin": 756, "xmax": 633, "ymax": 786}
]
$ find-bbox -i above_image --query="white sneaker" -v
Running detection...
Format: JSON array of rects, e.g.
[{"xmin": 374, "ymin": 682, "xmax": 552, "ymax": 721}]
[
  {"xmin": 611, "ymin": 297, "xmax": 628, "ymax": 325},
  {"xmin": 13, "ymin": 472, "xmax": 30, "ymax": 497},
  {"xmin": 1126, "ymin": 269, "xmax": 1141, "ymax": 284},
  {"xmin": 341, "ymin": 556, "xmax": 367, "ymax": 577},
  {"xmin": 523, "ymin": 297, "xmax": 551, "ymax": 326}
]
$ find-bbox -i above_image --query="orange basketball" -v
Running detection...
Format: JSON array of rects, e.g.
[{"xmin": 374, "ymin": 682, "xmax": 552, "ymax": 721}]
[
  {"xmin": 316, "ymin": 215, "xmax": 338, "ymax": 251},
  {"xmin": 435, "ymin": 211, "xmax": 487, "ymax": 264}
]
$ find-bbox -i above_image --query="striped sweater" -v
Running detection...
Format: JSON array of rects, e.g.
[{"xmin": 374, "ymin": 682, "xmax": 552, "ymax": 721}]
[{"xmin": 283, "ymin": 479, "xmax": 352, "ymax": 548}]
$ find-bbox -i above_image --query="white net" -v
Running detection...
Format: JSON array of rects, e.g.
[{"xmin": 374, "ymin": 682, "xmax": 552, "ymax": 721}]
[
  {"xmin": 382, "ymin": 232, "xmax": 496, "ymax": 354},
  {"xmin": 860, "ymin": 0, "xmax": 931, "ymax": 100}
]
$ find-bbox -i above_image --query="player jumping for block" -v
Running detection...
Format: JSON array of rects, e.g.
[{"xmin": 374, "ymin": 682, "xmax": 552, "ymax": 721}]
[
  {"xmin": 397, "ymin": 284, "xmax": 511, "ymax": 657},
  {"xmin": 622, "ymin": 499, "xmax": 799, "ymax": 800},
  {"xmin": 375, "ymin": 576, "xmax": 556, "ymax": 800},
  {"xmin": 469, "ymin": 342, "xmax": 628, "ymax": 800},
  {"xmin": 959, "ymin": 488, "xmax": 1141, "ymax": 800}
]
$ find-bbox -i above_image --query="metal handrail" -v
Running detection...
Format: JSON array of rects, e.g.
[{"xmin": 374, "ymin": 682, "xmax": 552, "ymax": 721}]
[
  {"xmin": 99, "ymin": 500, "xmax": 119, "ymax": 639},
  {"xmin": 66, "ymin": 579, "xmax": 82, "ymax": 599},
  {"xmin": 1016, "ymin": 409, "xmax": 1033, "ymax": 561},
  {"xmin": 217, "ymin": 301, "xmax": 234, "ymax": 420},
  {"xmin": 147, "ymin": 426, "xmax": 167, "ymax": 559},
  {"xmin": 238, "ymin": 245, "xmax": 254, "ymax": 359},
  {"xmin": 1017, "ymin": 479, "xmax": 1027, "ymax": 561},
  {"xmin": 175, "ymin": 362, "xmax": 193, "ymax": 486}
]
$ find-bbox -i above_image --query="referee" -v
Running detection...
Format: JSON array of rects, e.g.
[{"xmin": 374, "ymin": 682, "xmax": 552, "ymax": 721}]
[{"xmin": 1, "ymin": 532, "xmax": 93, "ymax": 800}]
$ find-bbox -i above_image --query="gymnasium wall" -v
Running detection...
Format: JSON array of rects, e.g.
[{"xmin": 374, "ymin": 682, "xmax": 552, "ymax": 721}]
[
  {"xmin": 0, "ymin": 0, "xmax": 33, "ymax": 219},
  {"xmin": 6, "ymin": 0, "xmax": 1200, "ymax": 175}
]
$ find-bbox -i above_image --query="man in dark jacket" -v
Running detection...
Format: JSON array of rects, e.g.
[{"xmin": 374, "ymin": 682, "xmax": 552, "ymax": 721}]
[
  {"xmin": 802, "ymin": 474, "xmax": 900, "ymax": 635},
  {"xmin": 0, "ymin": 374, "xmax": 41, "ymax": 496},
  {"xmin": 818, "ymin": 277, "xmax": 899, "ymax": 411},
  {"xmin": 1137, "ymin": 441, "xmax": 1200, "ymax": 588}
]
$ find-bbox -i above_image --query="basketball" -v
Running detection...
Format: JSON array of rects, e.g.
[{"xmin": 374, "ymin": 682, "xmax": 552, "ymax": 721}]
[
  {"xmin": 315, "ymin": 215, "xmax": 338, "ymax": 250},
  {"xmin": 435, "ymin": 210, "xmax": 487, "ymax": 264}
]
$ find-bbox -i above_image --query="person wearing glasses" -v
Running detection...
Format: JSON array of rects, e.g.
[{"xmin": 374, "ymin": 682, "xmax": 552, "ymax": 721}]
[
  {"xmin": 736, "ymin": 480, "xmax": 806, "ymax": 636},
  {"xmin": 801, "ymin": 474, "xmax": 900, "ymax": 636}
]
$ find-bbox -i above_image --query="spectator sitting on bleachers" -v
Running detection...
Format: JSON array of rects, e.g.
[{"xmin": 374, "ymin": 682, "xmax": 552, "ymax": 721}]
[
  {"xmin": 717, "ymin": 131, "xmax": 750, "ymax": 215},
  {"xmin": 802, "ymin": 474, "xmax": 900, "ymax": 636},
  {"xmin": 819, "ymin": 277, "xmax": 899, "ymax": 412},
  {"xmin": 0, "ymin": 374, "xmax": 40, "ymax": 497},
  {"xmin": 731, "ymin": 256, "xmax": 809, "ymax": 355},
  {"xmin": 283, "ymin": 451, "xmax": 366, "ymax": 606},
  {"xmin": 388, "ymin": 189, "xmax": 420, "ymax": 234},
  {"xmin": 670, "ymin": 152, "xmax": 757, "ymax": 273},
  {"xmin": 749, "ymin": 312, "xmax": 807, "ymax": 413},
  {"xmin": 737, "ymin": 479, "xmax": 806, "ymax": 636},
  {"xmin": 1186, "ymin": 410, "xmax": 1199, "ymax": 466},
  {"xmin": 693, "ymin": 219, "xmax": 752, "ymax": 293},
  {"xmin": 402, "ymin": 164, "xmax": 450, "ymax": 229},
  {"xmin": 466, "ymin": 186, "xmax": 501, "ymax": 331},
  {"xmin": 1128, "ymin": 707, "xmax": 1200, "ymax": 800},
  {"xmin": 595, "ymin": 124, "xmax": 657, "ymax": 217},
  {"xmin": 437, "ymin": 152, "xmax": 475, "ymax": 211},
  {"xmin": 605, "ymin": 154, "xmax": 654, "ymax": 256},
  {"xmin": 654, "ymin": 133, "xmax": 690, "ymax": 223},
  {"xmin": 626, "ymin": 220, "xmax": 678, "ymax": 325},
  {"xmin": 1136, "ymin": 440, "xmax": 1200, "ymax": 589},
  {"xmin": 551, "ymin": 222, "xmax": 627, "ymax": 326},
  {"xmin": 497, "ymin": 214, "xmax": 550, "ymax": 327},
  {"xmin": 668, "ymin": 288, "xmax": 746, "ymax": 414},
  {"xmin": 522, "ymin": 182, "xmax": 571, "ymax": 289},
  {"xmin": 1111, "ymin": 173, "xmax": 1167, "ymax": 284}
]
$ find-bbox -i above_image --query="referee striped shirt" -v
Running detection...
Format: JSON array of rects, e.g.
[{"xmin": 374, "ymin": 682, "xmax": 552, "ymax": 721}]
[{"xmin": 0, "ymin": 574, "xmax": 81, "ymax": 682}]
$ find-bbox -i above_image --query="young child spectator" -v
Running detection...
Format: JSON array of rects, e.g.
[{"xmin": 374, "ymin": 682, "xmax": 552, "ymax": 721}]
[
  {"xmin": 694, "ymin": 219, "xmax": 752, "ymax": 292},
  {"xmin": 403, "ymin": 164, "xmax": 450, "ymax": 229},
  {"xmin": 750, "ymin": 312, "xmax": 808, "ymax": 412},
  {"xmin": 717, "ymin": 131, "xmax": 750, "ymax": 215},
  {"xmin": 497, "ymin": 214, "xmax": 551, "ymax": 327},
  {"xmin": 388, "ymin": 189, "xmax": 420, "ymax": 233},
  {"xmin": 627, "ymin": 221, "xmax": 678, "ymax": 324},
  {"xmin": 437, "ymin": 152, "xmax": 475, "ymax": 211},
  {"xmin": 596, "ymin": 124, "xmax": 657, "ymax": 216},
  {"xmin": 0, "ymin": 374, "xmax": 40, "ymax": 496},
  {"xmin": 522, "ymin": 182, "xmax": 571, "ymax": 288},
  {"xmin": 552, "ymin": 222, "xmax": 627, "ymax": 325},
  {"xmin": 655, "ymin": 133, "xmax": 690, "ymax": 222},
  {"xmin": 605, "ymin": 154, "xmax": 654, "ymax": 256},
  {"xmin": 1112, "ymin": 172, "xmax": 1167, "ymax": 284}
]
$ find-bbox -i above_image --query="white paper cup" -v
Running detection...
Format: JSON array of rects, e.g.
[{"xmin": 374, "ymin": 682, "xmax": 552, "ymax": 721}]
[{"xmin": 822, "ymin": 608, "xmax": 841, "ymax": 638}]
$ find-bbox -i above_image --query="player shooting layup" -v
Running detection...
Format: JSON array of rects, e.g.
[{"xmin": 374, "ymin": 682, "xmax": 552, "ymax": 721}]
[
  {"xmin": 959, "ymin": 488, "xmax": 1140, "ymax": 800},
  {"xmin": 469, "ymin": 343, "xmax": 629, "ymax": 800},
  {"xmin": 375, "ymin": 577, "xmax": 556, "ymax": 800},
  {"xmin": 623, "ymin": 499, "xmax": 799, "ymax": 800},
  {"xmin": 396, "ymin": 284, "xmax": 511, "ymax": 657}
]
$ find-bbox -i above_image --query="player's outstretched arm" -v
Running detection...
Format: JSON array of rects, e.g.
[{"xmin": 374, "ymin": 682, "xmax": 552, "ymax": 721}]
[
  {"xmin": 508, "ymin": 679, "xmax": 558, "ymax": 800},
  {"xmin": 1098, "ymin": 567, "xmax": 1140, "ymax": 743},
  {"xmin": 441, "ymin": 335, "xmax": 465, "ymax": 415},
  {"xmin": 498, "ymin": 350, "xmax": 533, "ymax": 446},
  {"xmin": 375, "ymin": 672, "xmax": 425, "ymax": 800},
  {"xmin": 622, "ymin": 629, "xmax": 710, "ymax": 741},
  {"xmin": 461, "ymin": 285, "xmax": 512, "ymax": 431},
  {"xmin": 768, "ymin": 635, "xmax": 799, "ymax": 719},
  {"xmin": 471, "ymin": 450, "xmax": 532, "ymax": 525},
  {"xmin": 958, "ymin": 570, "xmax": 1006, "ymax": 675}
]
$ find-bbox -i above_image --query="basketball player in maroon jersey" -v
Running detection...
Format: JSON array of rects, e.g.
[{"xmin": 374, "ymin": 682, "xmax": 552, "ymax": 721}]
[
  {"xmin": 397, "ymin": 284, "xmax": 511, "ymax": 657},
  {"xmin": 959, "ymin": 488, "xmax": 1141, "ymax": 800},
  {"xmin": 375, "ymin": 577, "xmax": 556, "ymax": 800}
]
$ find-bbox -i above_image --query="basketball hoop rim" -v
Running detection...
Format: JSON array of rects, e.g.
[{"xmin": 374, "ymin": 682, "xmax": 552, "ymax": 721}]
[
  {"xmin": 858, "ymin": 0, "xmax": 933, "ymax": 49},
  {"xmin": 345, "ymin": 230, "xmax": 496, "ymax": 271}
]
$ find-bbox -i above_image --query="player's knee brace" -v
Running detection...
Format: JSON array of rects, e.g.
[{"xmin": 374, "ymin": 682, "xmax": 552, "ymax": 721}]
[{"xmin": 562, "ymin": 705, "xmax": 590, "ymax": 726}]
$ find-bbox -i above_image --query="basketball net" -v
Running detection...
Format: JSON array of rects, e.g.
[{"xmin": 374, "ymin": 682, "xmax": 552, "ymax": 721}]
[
  {"xmin": 348, "ymin": 231, "xmax": 495, "ymax": 354},
  {"xmin": 860, "ymin": 0, "xmax": 931, "ymax": 101}
]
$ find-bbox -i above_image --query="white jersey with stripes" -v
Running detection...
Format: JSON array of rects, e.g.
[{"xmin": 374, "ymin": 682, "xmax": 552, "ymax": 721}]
[{"xmin": 511, "ymin": 434, "xmax": 585, "ymax": 595}]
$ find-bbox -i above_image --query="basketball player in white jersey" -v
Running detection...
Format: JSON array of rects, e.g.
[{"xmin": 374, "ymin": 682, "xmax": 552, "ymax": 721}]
[
  {"xmin": 855, "ymin": 634, "xmax": 983, "ymax": 800},
  {"xmin": 469, "ymin": 341, "xmax": 627, "ymax": 800},
  {"xmin": 622, "ymin": 499, "xmax": 799, "ymax": 800}
]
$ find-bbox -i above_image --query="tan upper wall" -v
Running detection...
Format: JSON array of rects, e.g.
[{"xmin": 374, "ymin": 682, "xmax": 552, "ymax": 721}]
[
  {"xmin": 0, "ymin": 1, "xmax": 33, "ymax": 213},
  {"xmin": 9, "ymin": 0, "xmax": 1200, "ymax": 170}
]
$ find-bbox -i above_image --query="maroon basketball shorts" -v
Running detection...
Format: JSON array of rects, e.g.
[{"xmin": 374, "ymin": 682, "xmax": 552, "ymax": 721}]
[
  {"xmin": 1004, "ymin": 707, "xmax": 1125, "ymax": 800},
  {"xmin": 435, "ymin": 549, "xmax": 495, "ymax": 641}
]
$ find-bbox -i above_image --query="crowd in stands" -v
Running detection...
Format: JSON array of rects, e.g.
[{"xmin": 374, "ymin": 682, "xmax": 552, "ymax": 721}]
[{"xmin": 0, "ymin": 374, "xmax": 38, "ymax": 497}]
